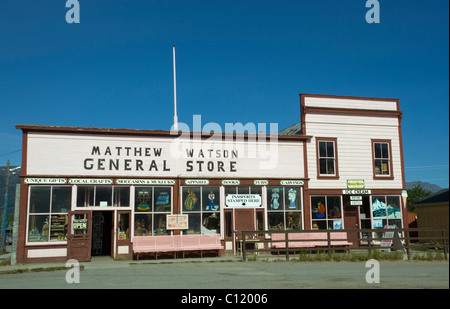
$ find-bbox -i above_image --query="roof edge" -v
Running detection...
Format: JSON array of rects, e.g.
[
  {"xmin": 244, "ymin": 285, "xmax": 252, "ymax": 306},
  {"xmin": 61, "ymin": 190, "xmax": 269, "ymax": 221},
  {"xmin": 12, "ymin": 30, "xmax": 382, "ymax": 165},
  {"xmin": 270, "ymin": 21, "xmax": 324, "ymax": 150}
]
[{"xmin": 15, "ymin": 124, "xmax": 312, "ymax": 141}]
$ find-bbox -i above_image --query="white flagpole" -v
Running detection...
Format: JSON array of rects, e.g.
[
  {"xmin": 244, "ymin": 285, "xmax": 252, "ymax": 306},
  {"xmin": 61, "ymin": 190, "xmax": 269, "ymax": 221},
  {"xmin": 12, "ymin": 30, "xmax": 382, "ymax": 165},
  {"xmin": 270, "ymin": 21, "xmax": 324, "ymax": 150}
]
[{"xmin": 172, "ymin": 44, "xmax": 178, "ymax": 131}]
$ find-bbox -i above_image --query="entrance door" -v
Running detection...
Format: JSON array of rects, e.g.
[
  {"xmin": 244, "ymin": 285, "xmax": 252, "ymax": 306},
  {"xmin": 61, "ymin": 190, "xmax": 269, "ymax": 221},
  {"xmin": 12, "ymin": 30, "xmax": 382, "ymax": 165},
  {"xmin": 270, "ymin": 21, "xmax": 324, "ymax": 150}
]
[
  {"xmin": 91, "ymin": 211, "xmax": 113, "ymax": 257},
  {"xmin": 67, "ymin": 210, "xmax": 92, "ymax": 262},
  {"xmin": 116, "ymin": 210, "xmax": 131, "ymax": 257},
  {"xmin": 343, "ymin": 206, "xmax": 360, "ymax": 246},
  {"xmin": 224, "ymin": 208, "xmax": 261, "ymax": 254},
  {"xmin": 235, "ymin": 209, "xmax": 255, "ymax": 239}
]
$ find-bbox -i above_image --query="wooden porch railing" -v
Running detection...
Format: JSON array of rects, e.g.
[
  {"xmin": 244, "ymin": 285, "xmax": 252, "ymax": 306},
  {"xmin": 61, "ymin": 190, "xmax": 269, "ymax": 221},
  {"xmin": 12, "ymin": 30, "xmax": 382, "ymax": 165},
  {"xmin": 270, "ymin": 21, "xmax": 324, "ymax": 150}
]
[{"xmin": 240, "ymin": 228, "xmax": 449, "ymax": 262}]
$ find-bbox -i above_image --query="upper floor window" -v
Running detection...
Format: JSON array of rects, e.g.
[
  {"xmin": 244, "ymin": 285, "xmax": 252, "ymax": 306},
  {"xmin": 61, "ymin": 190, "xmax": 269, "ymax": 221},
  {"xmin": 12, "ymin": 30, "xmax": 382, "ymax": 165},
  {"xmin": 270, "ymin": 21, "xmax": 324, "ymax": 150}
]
[
  {"xmin": 316, "ymin": 138, "xmax": 339, "ymax": 178},
  {"xmin": 372, "ymin": 140, "xmax": 393, "ymax": 179}
]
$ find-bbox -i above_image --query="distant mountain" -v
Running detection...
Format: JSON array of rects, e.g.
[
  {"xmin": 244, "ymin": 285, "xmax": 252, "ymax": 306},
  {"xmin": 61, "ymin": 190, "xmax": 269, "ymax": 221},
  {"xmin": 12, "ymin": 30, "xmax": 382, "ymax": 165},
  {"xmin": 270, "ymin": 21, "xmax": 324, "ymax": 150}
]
[{"xmin": 405, "ymin": 181, "xmax": 443, "ymax": 194}]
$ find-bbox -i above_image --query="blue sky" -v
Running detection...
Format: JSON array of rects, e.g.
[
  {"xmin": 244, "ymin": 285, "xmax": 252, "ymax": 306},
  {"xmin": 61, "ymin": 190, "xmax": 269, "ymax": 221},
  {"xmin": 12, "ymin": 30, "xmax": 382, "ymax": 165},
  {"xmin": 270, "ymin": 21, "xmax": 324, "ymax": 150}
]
[{"xmin": 0, "ymin": 0, "xmax": 448, "ymax": 188}]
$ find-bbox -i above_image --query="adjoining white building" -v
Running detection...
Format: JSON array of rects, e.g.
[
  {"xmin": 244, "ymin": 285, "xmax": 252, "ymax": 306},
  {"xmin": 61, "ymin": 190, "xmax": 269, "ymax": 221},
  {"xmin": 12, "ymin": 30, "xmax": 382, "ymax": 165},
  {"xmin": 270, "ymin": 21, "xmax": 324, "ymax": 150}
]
[{"xmin": 15, "ymin": 93, "xmax": 407, "ymax": 263}]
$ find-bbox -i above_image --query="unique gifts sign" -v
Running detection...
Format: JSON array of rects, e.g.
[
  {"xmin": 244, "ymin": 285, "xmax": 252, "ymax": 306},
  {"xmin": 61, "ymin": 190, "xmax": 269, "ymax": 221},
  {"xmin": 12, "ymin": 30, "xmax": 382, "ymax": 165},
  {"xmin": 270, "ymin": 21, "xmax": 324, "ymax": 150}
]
[{"xmin": 26, "ymin": 132, "xmax": 305, "ymax": 178}]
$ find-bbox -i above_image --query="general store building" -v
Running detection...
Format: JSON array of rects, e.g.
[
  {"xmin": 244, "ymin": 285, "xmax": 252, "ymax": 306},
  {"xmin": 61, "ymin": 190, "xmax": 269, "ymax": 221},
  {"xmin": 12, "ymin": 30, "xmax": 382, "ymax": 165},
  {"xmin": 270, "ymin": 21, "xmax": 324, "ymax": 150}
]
[{"xmin": 14, "ymin": 93, "xmax": 407, "ymax": 263}]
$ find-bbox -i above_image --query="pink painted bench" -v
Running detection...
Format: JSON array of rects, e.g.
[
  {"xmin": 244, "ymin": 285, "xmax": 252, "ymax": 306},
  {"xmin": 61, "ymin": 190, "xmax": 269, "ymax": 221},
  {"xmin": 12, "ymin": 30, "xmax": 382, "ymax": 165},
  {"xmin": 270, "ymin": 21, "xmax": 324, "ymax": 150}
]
[
  {"xmin": 330, "ymin": 232, "xmax": 353, "ymax": 247},
  {"xmin": 271, "ymin": 232, "xmax": 352, "ymax": 251},
  {"xmin": 133, "ymin": 234, "xmax": 223, "ymax": 260},
  {"xmin": 177, "ymin": 234, "xmax": 224, "ymax": 258},
  {"xmin": 133, "ymin": 235, "xmax": 177, "ymax": 260}
]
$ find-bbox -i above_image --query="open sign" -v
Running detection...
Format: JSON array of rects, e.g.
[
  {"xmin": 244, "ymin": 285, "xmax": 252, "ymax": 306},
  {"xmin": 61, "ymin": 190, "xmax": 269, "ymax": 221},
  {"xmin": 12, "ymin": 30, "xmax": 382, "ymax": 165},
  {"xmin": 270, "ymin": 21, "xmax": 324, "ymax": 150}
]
[{"xmin": 73, "ymin": 219, "xmax": 88, "ymax": 230}]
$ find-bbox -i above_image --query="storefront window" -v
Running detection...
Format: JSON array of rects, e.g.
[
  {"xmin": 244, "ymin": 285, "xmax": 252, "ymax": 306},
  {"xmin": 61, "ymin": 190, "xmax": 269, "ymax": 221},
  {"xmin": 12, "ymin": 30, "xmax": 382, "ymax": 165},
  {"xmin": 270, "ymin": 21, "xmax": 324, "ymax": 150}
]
[
  {"xmin": 371, "ymin": 196, "xmax": 402, "ymax": 228},
  {"xmin": 268, "ymin": 212, "xmax": 284, "ymax": 230},
  {"xmin": 28, "ymin": 186, "xmax": 70, "ymax": 242},
  {"xmin": 202, "ymin": 188, "xmax": 220, "ymax": 211},
  {"xmin": 225, "ymin": 186, "xmax": 262, "ymax": 196},
  {"xmin": 76, "ymin": 186, "xmax": 130, "ymax": 207},
  {"xmin": 28, "ymin": 215, "xmax": 49, "ymax": 242},
  {"xmin": 154, "ymin": 187, "xmax": 172, "ymax": 212},
  {"xmin": 118, "ymin": 213, "xmax": 130, "ymax": 240},
  {"xmin": 256, "ymin": 211, "xmax": 264, "ymax": 231},
  {"xmin": 225, "ymin": 212, "xmax": 232, "ymax": 237},
  {"xmin": 268, "ymin": 187, "xmax": 302, "ymax": 231},
  {"xmin": 154, "ymin": 213, "xmax": 168, "ymax": 235},
  {"xmin": 30, "ymin": 186, "xmax": 51, "ymax": 213},
  {"xmin": 114, "ymin": 187, "xmax": 130, "ymax": 207},
  {"xmin": 52, "ymin": 187, "xmax": 71, "ymax": 213},
  {"xmin": 368, "ymin": 195, "xmax": 402, "ymax": 241},
  {"xmin": 96, "ymin": 187, "xmax": 112, "ymax": 206},
  {"xmin": 182, "ymin": 187, "xmax": 220, "ymax": 234},
  {"xmin": 311, "ymin": 195, "xmax": 342, "ymax": 230},
  {"xmin": 183, "ymin": 187, "xmax": 201, "ymax": 212},
  {"xmin": 188, "ymin": 213, "xmax": 201, "ymax": 234},
  {"xmin": 134, "ymin": 187, "xmax": 172, "ymax": 236},
  {"xmin": 268, "ymin": 187, "xmax": 283, "ymax": 210},
  {"xmin": 134, "ymin": 214, "xmax": 152, "ymax": 236}
]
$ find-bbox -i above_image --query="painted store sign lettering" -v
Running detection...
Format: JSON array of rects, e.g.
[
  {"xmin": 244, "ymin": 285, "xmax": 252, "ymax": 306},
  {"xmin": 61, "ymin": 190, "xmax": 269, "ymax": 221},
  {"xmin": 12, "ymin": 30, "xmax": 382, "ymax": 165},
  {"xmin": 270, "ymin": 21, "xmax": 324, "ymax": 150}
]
[
  {"xmin": 84, "ymin": 146, "xmax": 238, "ymax": 173},
  {"xmin": 26, "ymin": 133, "xmax": 304, "ymax": 178},
  {"xmin": 342, "ymin": 189, "xmax": 372, "ymax": 195}
]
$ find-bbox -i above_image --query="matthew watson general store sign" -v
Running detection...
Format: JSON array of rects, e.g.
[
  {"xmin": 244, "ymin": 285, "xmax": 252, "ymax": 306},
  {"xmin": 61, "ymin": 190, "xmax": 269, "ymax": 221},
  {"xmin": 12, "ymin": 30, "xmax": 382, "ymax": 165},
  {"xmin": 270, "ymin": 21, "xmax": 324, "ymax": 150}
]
[{"xmin": 25, "ymin": 133, "xmax": 305, "ymax": 178}]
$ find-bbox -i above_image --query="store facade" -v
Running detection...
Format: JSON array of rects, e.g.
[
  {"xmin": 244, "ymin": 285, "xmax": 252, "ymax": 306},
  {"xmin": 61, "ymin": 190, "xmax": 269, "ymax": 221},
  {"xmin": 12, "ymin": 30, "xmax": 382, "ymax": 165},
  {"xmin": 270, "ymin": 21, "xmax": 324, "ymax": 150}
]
[
  {"xmin": 300, "ymin": 94, "xmax": 408, "ymax": 244},
  {"xmin": 15, "ymin": 93, "xmax": 408, "ymax": 263}
]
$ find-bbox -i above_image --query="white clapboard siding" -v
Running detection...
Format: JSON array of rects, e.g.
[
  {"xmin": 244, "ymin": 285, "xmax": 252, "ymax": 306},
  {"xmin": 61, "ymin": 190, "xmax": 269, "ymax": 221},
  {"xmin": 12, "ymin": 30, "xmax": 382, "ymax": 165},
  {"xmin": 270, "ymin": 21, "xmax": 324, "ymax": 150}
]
[
  {"xmin": 26, "ymin": 132, "xmax": 305, "ymax": 179},
  {"xmin": 305, "ymin": 113, "xmax": 403, "ymax": 189},
  {"xmin": 304, "ymin": 97, "xmax": 398, "ymax": 111},
  {"xmin": 304, "ymin": 113, "xmax": 400, "ymax": 127}
]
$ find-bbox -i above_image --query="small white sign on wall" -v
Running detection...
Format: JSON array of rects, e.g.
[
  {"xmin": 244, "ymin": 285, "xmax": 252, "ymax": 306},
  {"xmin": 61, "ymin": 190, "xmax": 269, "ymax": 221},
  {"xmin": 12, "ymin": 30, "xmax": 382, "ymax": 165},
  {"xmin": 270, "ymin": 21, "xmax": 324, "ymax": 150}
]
[{"xmin": 225, "ymin": 194, "xmax": 262, "ymax": 208}]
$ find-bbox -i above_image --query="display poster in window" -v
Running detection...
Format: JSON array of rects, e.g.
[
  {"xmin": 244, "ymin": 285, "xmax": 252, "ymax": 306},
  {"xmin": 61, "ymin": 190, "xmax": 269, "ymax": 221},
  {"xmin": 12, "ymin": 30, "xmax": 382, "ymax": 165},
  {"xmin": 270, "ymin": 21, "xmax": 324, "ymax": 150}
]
[
  {"xmin": 373, "ymin": 219, "xmax": 383, "ymax": 228},
  {"xmin": 118, "ymin": 231, "xmax": 127, "ymax": 240},
  {"xmin": 136, "ymin": 190, "xmax": 150, "ymax": 211},
  {"xmin": 184, "ymin": 189, "xmax": 198, "ymax": 210},
  {"xmin": 205, "ymin": 190, "xmax": 219, "ymax": 211},
  {"xmin": 287, "ymin": 188, "xmax": 298, "ymax": 209},
  {"xmin": 333, "ymin": 220, "xmax": 343, "ymax": 230},
  {"xmin": 167, "ymin": 214, "xmax": 189, "ymax": 230}
]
